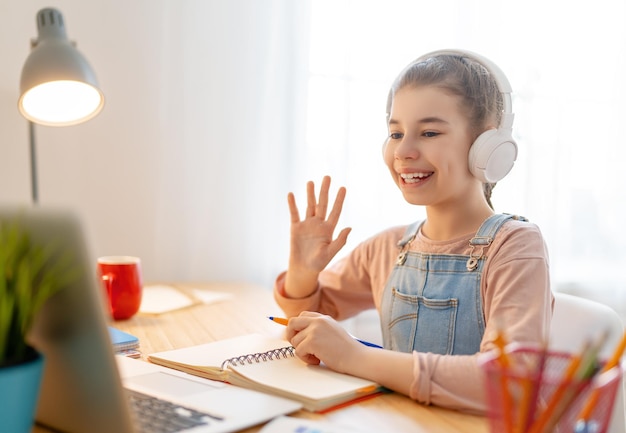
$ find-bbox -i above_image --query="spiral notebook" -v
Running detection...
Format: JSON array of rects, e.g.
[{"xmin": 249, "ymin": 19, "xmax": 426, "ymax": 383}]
[{"xmin": 147, "ymin": 333, "xmax": 382, "ymax": 412}]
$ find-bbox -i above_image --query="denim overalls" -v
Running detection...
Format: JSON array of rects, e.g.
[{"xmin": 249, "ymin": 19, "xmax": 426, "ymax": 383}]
[{"xmin": 380, "ymin": 214, "xmax": 526, "ymax": 355}]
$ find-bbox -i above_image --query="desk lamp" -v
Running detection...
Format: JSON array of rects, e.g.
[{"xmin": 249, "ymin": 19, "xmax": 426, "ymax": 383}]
[{"xmin": 18, "ymin": 7, "xmax": 104, "ymax": 203}]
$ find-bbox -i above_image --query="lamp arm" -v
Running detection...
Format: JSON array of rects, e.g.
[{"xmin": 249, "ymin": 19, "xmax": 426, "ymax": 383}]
[{"xmin": 29, "ymin": 121, "xmax": 38, "ymax": 204}]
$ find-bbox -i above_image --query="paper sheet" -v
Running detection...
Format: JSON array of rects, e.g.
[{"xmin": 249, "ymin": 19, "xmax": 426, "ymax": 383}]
[{"xmin": 139, "ymin": 284, "xmax": 233, "ymax": 315}]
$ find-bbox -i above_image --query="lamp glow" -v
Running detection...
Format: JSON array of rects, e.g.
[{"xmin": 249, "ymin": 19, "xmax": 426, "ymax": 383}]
[
  {"xmin": 20, "ymin": 80, "xmax": 103, "ymax": 126},
  {"xmin": 18, "ymin": 8, "xmax": 104, "ymax": 127}
]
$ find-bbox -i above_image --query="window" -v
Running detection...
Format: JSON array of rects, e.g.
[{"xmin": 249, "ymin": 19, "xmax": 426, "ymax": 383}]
[{"xmin": 301, "ymin": 0, "xmax": 626, "ymax": 309}]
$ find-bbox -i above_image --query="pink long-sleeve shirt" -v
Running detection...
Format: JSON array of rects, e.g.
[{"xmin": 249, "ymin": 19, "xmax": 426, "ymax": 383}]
[{"xmin": 274, "ymin": 218, "xmax": 553, "ymax": 412}]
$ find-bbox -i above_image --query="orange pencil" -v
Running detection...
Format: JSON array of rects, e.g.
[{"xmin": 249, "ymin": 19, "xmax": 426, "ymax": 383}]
[
  {"xmin": 517, "ymin": 342, "xmax": 548, "ymax": 433},
  {"xmin": 493, "ymin": 330, "xmax": 514, "ymax": 433},
  {"xmin": 528, "ymin": 340, "xmax": 590, "ymax": 433},
  {"xmin": 267, "ymin": 316, "xmax": 383, "ymax": 348},
  {"xmin": 268, "ymin": 316, "xmax": 289, "ymax": 326},
  {"xmin": 576, "ymin": 330, "xmax": 626, "ymax": 423},
  {"xmin": 494, "ymin": 331, "xmax": 511, "ymax": 367}
]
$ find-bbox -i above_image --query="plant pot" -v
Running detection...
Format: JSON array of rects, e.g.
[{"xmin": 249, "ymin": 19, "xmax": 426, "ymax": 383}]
[{"xmin": 0, "ymin": 350, "xmax": 45, "ymax": 433}]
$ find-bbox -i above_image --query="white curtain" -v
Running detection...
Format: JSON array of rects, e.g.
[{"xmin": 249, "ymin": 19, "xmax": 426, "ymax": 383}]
[
  {"xmin": 150, "ymin": 0, "xmax": 311, "ymax": 286},
  {"xmin": 299, "ymin": 0, "xmax": 626, "ymax": 298}
]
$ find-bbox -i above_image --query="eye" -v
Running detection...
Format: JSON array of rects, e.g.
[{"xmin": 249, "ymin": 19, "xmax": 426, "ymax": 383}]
[
  {"xmin": 423, "ymin": 131, "xmax": 439, "ymax": 138},
  {"xmin": 389, "ymin": 132, "xmax": 403, "ymax": 140}
]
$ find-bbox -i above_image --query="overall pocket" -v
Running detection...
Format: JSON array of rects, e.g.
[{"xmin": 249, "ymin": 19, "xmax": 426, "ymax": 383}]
[{"xmin": 387, "ymin": 287, "xmax": 458, "ymax": 354}]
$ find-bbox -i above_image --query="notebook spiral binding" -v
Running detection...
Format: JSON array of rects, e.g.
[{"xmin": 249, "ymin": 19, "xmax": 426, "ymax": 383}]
[{"xmin": 220, "ymin": 346, "xmax": 296, "ymax": 369}]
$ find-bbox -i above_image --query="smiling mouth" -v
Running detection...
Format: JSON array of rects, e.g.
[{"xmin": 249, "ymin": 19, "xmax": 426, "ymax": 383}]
[{"xmin": 400, "ymin": 172, "xmax": 433, "ymax": 184}]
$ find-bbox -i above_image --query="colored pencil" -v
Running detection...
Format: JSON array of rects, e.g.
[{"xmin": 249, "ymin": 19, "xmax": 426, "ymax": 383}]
[
  {"xmin": 494, "ymin": 330, "xmax": 514, "ymax": 433},
  {"xmin": 517, "ymin": 342, "xmax": 548, "ymax": 433},
  {"xmin": 528, "ymin": 340, "xmax": 592, "ymax": 433},
  {"xmin": 576, "ymin": 330, "xmax": 626, "ymax": 424}
]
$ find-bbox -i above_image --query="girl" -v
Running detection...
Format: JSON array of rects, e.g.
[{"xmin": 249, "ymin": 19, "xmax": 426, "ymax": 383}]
[{"xmin": 273, "ymin": 50, "xmax": 552, "ymax": 412}]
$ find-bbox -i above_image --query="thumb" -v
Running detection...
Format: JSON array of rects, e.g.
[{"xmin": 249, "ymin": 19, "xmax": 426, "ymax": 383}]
[{"xmin": 328, "ymin": 227, "xmax": 352, "ymax": 257}]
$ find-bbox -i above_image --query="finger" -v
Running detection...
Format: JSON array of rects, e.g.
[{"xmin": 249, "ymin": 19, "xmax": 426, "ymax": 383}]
[
  {"xmin": 285, "ymin": 325, "xmax": 299, "ymax": 345},
  {"xmin": 285, "ymin": 315, "xmax": 305, "ymax": 341},
  {"xmin": 305, "ymin": 180, "xmax": 317, "ymax": 218},
  {"xmin": 287, "ymin": 192, "xmax": 301, "ymax": 223},
  {"xmin": 287, "ymin": 323, "xmax": 303, "ymax": 345},
  {"xmin": 316, "ymin": 176, "xmax": 331, "ymax": 219},
  {"xmin": 285, "ymin": 317, "xmax": 309, "ymax": 346},
  {"xmin": 295, "ymin": 350, "xmax": 321, "ymax": 366},
  {"xmin": 295, "ymin": 349, "xmax": 321, "ymax": 365},
  {"xmin": 287, "ymin": 325, "xmax": 321, "ymax": 366},
  {"xmin": 287, "ymin": 312, "xmax": 317, "ymax": 333},
  {"xmin": 328, "ymin": 227, "xmax": 352, "ymax": 258},
  {"xmin": 326, "ymin": 186, "xmax": 347, "ymax": 227},
  {"xmin": 286, "ymin": 312, "xmax": 320, "ymax": 340}
]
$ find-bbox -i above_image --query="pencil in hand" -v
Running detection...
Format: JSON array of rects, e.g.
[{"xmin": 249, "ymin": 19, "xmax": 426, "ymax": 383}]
[
  {"xmin": 267, "ymin": 316, "xmax": 382, "ymax": 348},
  {"xmin": 268, "ymin": 316, "xmax": 289, "ymax": 326}
]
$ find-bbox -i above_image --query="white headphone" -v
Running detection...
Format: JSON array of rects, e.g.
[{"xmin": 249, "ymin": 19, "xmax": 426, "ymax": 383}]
[{"xmin": 386, "ymin": 49, "xmax": 517, "ymax": 183}]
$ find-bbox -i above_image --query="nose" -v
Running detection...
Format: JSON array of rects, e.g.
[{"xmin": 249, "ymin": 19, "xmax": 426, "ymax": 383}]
[{"xmin": 394, "ymin": 136, "xmax": 420, "ymax": 160}]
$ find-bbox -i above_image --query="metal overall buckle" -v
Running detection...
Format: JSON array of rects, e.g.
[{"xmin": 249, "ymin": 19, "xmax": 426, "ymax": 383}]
[{"xmin": 466, "ymin": 237, "xmax": 492, "ymax": 271}]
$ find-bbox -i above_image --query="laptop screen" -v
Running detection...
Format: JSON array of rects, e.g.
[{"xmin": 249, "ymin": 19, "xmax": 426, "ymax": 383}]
[{"xmin": 1, "ymin": 206, "xmax": 135, "ymax": 433}]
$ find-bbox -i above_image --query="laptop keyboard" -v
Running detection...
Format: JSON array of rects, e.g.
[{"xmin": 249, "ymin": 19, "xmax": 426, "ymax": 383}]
[{"xmin": 127, "ymin": 389, "xmax": 224, "ymax": 432}]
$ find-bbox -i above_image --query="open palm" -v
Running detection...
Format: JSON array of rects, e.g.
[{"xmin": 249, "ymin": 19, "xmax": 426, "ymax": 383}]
[{"xmin": 288, "ymin": 176, "xmax": 351, "ymax": 273}]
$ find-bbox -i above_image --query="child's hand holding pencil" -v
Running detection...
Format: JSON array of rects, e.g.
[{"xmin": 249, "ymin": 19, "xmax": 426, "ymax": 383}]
[{"xmin": 268, "ymin": 316, "xmax": 383, "ymax": 348}]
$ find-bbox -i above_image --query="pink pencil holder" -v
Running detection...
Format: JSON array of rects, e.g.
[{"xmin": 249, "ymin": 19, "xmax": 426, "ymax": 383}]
[{"xmin": 480, "ymin": 345, "xmax": 622, "ymax": 433}]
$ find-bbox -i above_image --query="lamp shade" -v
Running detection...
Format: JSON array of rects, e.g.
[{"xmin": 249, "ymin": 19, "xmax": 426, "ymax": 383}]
[{"xmin": 18, "ymin": 8, "xmax": 104, "ymax": 127}]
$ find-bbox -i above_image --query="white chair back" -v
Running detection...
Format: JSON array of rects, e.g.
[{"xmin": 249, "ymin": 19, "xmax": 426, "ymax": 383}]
[{"xmin": 549, "ymin": 292, "xmax": 625, "ymax": 433}]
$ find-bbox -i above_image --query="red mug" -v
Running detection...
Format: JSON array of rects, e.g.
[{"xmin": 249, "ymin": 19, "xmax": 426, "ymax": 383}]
[{"xmin": 97, "ymin": 256, "xmax": 143, "ymax": 320}]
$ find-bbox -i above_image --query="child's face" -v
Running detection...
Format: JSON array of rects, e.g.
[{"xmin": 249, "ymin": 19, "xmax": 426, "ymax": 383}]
[{"xmin": 384, "ymin": 85, "xmax": 479, "ymax": 207}]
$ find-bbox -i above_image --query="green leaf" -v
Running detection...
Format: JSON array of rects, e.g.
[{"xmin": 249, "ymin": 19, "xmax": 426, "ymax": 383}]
[
  {"xmin": 0, "ymin": 219, "xmax": 80, "ymax": 366},
  {"xmin": 0, "ymin": 292, "xmax": 15, "ymax": 361}
]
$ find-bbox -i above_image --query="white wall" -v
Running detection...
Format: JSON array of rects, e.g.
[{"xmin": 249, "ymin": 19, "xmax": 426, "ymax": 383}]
[{"xmin": 0, "ymin": 1, "xmax": 310, "ymax": 288}]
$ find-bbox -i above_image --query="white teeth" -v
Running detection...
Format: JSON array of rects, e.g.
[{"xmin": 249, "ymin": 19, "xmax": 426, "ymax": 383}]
[
  {"xmin": 400, "ymin": 172, "xmax": 431, "ymax": 183},
  {"xmin": 400, "ymin": 172, "xmax": 430, "ymax": 179}
]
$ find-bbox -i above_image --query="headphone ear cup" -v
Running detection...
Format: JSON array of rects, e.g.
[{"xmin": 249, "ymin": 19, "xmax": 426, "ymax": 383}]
[{"xmin": 469, "ymin": 129, "xmax": 518, "ymax": 183}]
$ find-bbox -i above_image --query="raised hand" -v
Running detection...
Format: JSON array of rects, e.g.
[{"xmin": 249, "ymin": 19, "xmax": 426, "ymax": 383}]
[{"xmin": 284, "ymin": 176, "xmax": 351, "ymax": 298}]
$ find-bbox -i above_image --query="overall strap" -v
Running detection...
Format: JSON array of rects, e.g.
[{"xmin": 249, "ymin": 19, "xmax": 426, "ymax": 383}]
[
  {"xmin": 469, "ymin": 213, "xmax": 526, "ymax": 246},
  {"xmin": 395, "ymin": 220, "xmax": 422, "ymax": 266},
  {"xmin": 397, "ymin": 220, "xmax": 422, "ymax": 248},
  {"xmin": 466, "ymin": 213, "xmax": 527, "ymax": 270}
]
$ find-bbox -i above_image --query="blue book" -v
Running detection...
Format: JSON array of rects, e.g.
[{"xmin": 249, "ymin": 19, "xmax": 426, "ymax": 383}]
[{"xmin": 108, "ymin": 327, "xmax": 140, "ymax": 352}]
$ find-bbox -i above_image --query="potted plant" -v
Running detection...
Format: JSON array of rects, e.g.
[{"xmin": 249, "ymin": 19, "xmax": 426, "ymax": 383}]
[{"xmin": 0, "ymin": 218, "xmax": 78, "ymax": 433}]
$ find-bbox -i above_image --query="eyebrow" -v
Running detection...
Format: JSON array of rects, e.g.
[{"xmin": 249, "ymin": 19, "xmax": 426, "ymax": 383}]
[{"xmin": 388, "ymin": 116, "xmax": 450, "ymax": 126}]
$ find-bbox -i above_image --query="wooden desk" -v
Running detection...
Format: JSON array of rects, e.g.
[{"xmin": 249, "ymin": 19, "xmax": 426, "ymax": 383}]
[{"xmin": 35, "ymin": 282, "xmax": 489, "ymax": 433}]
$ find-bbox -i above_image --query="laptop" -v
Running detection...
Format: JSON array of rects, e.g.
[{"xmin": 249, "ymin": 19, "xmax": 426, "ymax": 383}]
[{"xmin": 0, "ymin": 206, "xmax": 302, "ymax": 433}]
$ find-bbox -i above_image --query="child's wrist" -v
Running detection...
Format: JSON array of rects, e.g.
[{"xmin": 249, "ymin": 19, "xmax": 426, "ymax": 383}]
[{"xmin": 284, "ymin": 268, "xmax": 319, "ymax": 299}]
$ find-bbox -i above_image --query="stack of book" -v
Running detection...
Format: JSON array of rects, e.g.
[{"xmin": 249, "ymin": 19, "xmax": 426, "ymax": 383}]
[{"xmin": 108, "ymin": 327, "xmax": 140, "ymax": 358}]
